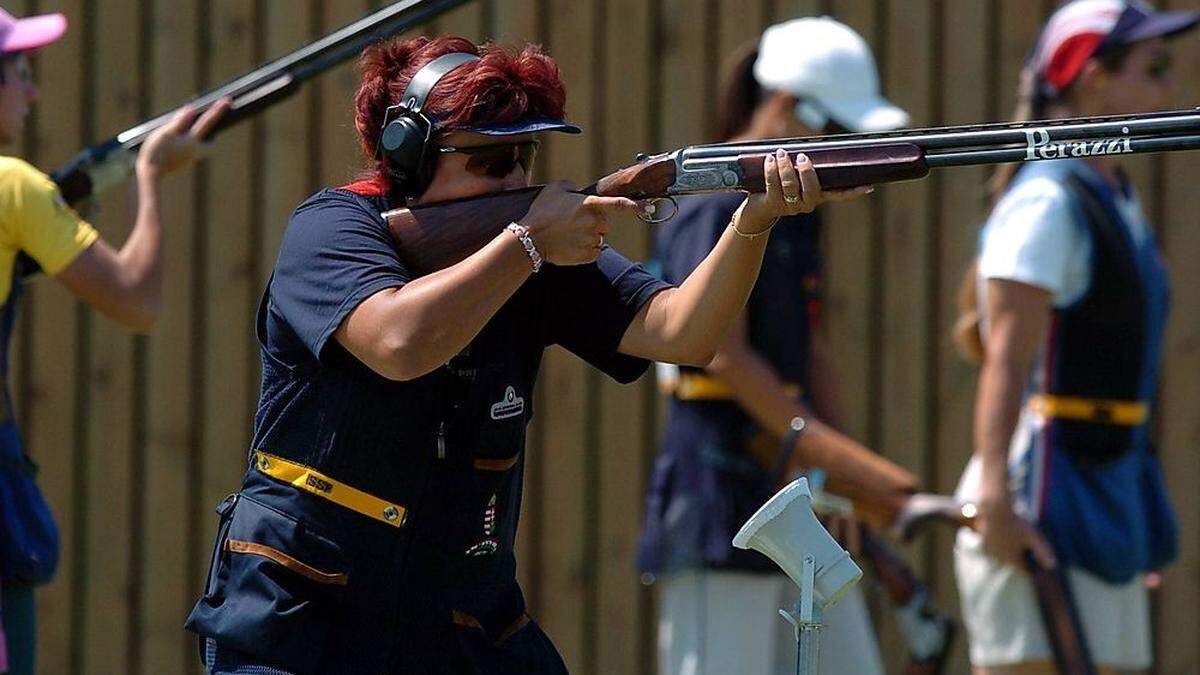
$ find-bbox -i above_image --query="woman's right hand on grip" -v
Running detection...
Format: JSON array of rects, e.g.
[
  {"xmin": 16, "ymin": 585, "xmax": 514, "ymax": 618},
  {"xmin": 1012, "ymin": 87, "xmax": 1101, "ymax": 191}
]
[{"xmin": 519, "ymin": 181, "xmax": 637, "ymax": 266}]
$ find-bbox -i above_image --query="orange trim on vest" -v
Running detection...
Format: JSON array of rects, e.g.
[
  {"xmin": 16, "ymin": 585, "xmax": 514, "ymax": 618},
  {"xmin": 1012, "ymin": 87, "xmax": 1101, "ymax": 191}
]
[
  {"xmin": 226, "ymin": 539, "xmax": 348, "ymax": 586},
  {"xmin": 473, "ymin": 455, "xmax": 519, "ymax": 471}
]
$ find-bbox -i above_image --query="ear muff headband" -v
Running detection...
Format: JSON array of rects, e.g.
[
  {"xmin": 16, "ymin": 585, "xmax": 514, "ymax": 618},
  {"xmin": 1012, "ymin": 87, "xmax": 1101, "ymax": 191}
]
[{"xmin": 376, "ymin": 51, "xmax": 481, "ymax": 195}]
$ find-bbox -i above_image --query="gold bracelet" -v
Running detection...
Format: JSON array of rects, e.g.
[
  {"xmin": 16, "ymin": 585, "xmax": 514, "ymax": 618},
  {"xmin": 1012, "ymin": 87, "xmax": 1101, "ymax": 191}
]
[{"xmin": 731, "ymin": 217, "xmax": 778, "ymax": 239}]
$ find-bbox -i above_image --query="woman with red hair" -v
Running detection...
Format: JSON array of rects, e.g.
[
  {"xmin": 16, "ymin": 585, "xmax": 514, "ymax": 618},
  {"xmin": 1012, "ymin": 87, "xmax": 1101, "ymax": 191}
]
[{"xmin": 186, "ymin": 35, "xmax": 868, "ymax": 674}]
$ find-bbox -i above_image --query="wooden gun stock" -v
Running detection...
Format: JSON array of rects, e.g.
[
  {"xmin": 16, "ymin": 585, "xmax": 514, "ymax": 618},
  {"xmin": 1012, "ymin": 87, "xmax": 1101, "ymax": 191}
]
[
  {"xmin": 1027, "ymin": 551, "xmax": 1098, "ymax": 675},
  {"xmin": 383, "ymin": 145, "xmax": 930, "ymax": 278},
  {"xmin": 384, "ymin": 187, "xmax": 543, "ymax": 278},
  {"xmin": 897, "ymin": 498, "xmax": 1097, "ymax": 675}
]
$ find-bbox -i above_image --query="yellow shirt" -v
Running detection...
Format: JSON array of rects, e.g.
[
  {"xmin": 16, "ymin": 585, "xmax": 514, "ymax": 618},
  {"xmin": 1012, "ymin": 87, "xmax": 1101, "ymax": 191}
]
[{"xmin": 0, "ymin": 156, "xmax": 99, "ymax": 302}]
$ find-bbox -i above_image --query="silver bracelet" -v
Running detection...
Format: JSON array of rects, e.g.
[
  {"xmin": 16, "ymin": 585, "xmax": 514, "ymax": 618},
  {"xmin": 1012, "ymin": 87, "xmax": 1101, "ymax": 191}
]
[{"xmin": 506, "ymin": 222, "xmax": 543, "ymax": 273}]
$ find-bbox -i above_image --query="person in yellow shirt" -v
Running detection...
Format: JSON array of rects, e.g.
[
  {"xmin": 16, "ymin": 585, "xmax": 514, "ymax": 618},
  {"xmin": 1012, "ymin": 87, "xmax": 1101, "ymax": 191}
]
[{"xmin": 0, "ymin": 8, "xmax": 227, "ymax": 674}]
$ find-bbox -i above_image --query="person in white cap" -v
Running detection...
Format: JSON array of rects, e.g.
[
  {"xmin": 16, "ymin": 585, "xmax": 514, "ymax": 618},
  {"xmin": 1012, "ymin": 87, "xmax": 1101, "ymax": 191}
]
[
  {"xmin": 638, "ymin": 16, "xmax": 916, "ymax": 675},
  {"xmin": 0, "ymin": 7, "xmax": 227, "ymax": 674},
  {"xmin": 753, "ymin": 16, "xmax": 908, "ymax": 135},
  {"xmin": 952, "ymin": 1, "xmax": 1197, "ymax": 672}
]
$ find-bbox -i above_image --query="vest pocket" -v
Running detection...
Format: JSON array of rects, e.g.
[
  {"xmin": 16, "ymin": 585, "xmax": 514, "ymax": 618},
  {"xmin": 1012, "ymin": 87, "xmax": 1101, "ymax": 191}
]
[{"xmin": 185, "ymin": 493, "xmax": 347, "ymax": 675}]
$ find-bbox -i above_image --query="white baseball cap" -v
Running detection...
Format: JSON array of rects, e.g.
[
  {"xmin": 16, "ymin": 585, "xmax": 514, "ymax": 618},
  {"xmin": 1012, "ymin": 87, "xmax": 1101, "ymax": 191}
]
[{"xmin": 754, "ymin": 16, "xmax": 909, "ymax": 132}]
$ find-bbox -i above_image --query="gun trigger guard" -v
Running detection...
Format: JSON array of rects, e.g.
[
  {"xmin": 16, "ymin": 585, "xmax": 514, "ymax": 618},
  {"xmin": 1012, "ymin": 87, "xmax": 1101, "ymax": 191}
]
[{"xmin": 635, "ymin": 197, "xmax": 677, "ymax": 224}]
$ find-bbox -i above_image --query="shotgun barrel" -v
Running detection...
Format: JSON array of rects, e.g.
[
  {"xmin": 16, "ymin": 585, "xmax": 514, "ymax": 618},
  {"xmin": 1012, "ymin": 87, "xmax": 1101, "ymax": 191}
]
[
  {"xmin": 51, "ymin": 0, "xmax": 471, "ymax": 206},
  {"xmin": 387, "ymin": 107, "xmax": 1200, "ymax": 275},
  {"xmin": 656, "ymin": 107, "xmax": 1200, "ymax": 195}
]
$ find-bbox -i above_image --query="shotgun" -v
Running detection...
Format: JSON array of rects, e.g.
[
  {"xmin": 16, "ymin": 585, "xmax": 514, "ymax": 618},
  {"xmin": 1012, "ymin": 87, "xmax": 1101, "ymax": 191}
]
[
  {"xmin": 895, "ymin": 497, "xmax": 1097, "ymax": 675},
  {"xmin": 804, "ymin": 473, "xmax": 957, "ymax": 675},
  {"xmin": 385, "ymin": 106, "xmax": 1200, "ymax": 277},
  {"xmin": 858, "ymin": 532, "xmax": 957, "ymax": 675},
  {"xmin": 51, "ymin": 0, "xmax": 471, "ymax": 207}
]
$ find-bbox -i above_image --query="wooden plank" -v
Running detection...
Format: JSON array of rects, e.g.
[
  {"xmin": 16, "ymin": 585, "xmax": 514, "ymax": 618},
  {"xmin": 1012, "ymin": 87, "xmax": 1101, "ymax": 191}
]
[
  {"xmin": 138, "ymin": 2, "xmax": 201, "ymax": 673},
  {"xmin": 822, "ymin": 0, "xmax": 886, "ymax": 660},
  {"xmin": 535, "ymin": 1, "xmax": 600, "ymax": 671},
  {"xmin": 596, "ymin": 1, "xmax": 655, "ymax": 672},
  {"xmin": 260, "ymin": 1, "xmax": 317, "ymax": 287},
  {"xmin": 717, "ymin": 0, "xmax": 766, "ymax": 66},
  {"xmin": 873, "ymin": 3, "xmax": 938, "ymax": 670},
  {"xmin": 25, "ymin": 0, "xmax": 86, "ymax": 670},
  {"xmin": 996, "ymin": 0, "xmax": 1044, "ymax": 121},
  {"xmin": 80, "ymin": 0, "xmax": 144, "ymax": 669},
  {"xmin": 1153, "ymin": 3, "xmax": 1200, "ymax": 671},
  {"xmin": 773, "ymin": 0, "xmax": 824, "ymax": 22},
  {"xmin": 489, "ymin": 0, "xmax": 540, "ymax": 44},
  {"xmin": 880, "ymin": 0, "xmax": 935, "ymax": 514},
  {"xmin": 198, "ymin": 0, "xmax": 260, "ymax": 592},
  {"xmin": 821, "ymin": 0, "xmax": 880, "ymax": 448},
  {"xmin": 317, "ymin": 0, "xmax": 373, "ymax": 189},
  {"xmin": 656, "ymin": 0, "xmax": 712, "ymax": 151},
  {"xmin": 932, "ymin": 2, "xmax": 991, "ymax": 673},
  {"xmin": 437, "ymin": 0, "xmax": 486, "ymax": 40}
]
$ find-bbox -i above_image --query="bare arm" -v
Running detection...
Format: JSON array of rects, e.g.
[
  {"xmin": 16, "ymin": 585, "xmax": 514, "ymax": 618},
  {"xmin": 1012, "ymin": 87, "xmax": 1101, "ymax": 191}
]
[
  {"xmin": 619, "ymin": 150, "xmax": 871, "ymax": 366},
  {"xmin": 334, "ymin": 231, "xmax": 533, "ymax": 380},
  {"xmin": 54, "ymin": 101, "xmax": 229, "ymax": 332},
  {"xmin": 708, "ymin": 315, "xmax": 917, "ymax": 526},
  {"xmin": 974, "ymin": 277, "xmax": 1057, "ymax": 568}
]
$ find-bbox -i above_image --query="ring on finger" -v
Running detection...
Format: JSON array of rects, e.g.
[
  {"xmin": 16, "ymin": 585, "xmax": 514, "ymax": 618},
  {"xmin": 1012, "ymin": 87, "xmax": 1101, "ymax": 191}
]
[{"xmin": 783, "ymin": 193, "xmax": 800, "ymax": 204}]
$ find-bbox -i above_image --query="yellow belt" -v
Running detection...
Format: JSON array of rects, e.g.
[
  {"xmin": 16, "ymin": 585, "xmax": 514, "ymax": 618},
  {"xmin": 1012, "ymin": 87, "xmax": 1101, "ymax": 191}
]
[
  {"xmin": 660, "ymin": 372, "xmax": 801, "ymax": 401},
  {"xmin": 1027, "ymin": 394, "xmax": 1149, "ymax": 426},
  {"xmin": 253, "ymin": 450, "xmax": 407, "ymax": 528}
]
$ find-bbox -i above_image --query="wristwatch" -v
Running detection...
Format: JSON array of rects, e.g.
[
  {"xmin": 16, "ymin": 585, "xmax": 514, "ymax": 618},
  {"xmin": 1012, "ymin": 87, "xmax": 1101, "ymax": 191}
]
[{"xmin": 771, "ymin": 416, "xmax": 807, "ymax": 481}]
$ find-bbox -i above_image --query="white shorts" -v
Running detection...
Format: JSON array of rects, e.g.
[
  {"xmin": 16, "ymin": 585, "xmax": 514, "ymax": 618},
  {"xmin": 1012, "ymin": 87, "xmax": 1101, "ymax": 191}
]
[
  {"xmin": 954, "ymin": 526, "xmax": 1151, "ymax": 669},
  {"xmin": 953, "ymin": 454, "xmax": 1152, "ymax": 669},
  {"xmin": 655, "ymin": 569, "xmax": 884, "ymax": 675}
]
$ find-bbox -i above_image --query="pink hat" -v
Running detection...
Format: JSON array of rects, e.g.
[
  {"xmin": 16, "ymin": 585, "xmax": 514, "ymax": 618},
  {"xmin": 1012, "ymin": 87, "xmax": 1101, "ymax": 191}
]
[{"xmin": 0, "ymin": 7, "xmax": 66, "ymax": 54}]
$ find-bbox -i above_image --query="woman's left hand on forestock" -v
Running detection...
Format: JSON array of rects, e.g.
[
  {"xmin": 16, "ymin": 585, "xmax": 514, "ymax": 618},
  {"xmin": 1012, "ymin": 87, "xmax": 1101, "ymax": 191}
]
[
  {"xmin": 740, "ymin": 148, "xmax": 875, "ymax": 230},
  {"xmin": 136, "ymin": 97, "xmax": 232, "ymax": 179}
]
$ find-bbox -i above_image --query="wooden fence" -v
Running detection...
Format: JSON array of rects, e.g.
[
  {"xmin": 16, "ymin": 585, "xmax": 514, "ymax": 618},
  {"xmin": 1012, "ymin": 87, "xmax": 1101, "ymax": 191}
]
[{"xmin": 15, "ymin": 0, "xmax": 1199, "ymax": 673}]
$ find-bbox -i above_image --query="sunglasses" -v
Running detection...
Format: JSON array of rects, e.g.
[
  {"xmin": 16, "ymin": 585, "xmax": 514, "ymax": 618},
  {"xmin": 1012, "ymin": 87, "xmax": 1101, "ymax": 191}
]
[{"xmin": 437, "ymin": 140, "xmax": 540, "ymax": 178}]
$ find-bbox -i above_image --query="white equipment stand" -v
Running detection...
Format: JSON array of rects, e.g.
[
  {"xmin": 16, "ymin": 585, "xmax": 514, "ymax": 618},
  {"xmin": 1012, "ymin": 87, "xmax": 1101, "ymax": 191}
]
[
  {"xmin": 779, "ymin": 553, "xmax": 822, "ymax": 674},
  {"xmin": 732, "ymin": 478, "xmax": 862, "ymax": 675}
]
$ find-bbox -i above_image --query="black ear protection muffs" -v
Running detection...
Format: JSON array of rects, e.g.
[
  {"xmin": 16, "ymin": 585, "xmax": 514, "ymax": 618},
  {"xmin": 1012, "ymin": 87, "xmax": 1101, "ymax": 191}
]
[{"xmin": 375, "ymin": 51, "xmax": 481, "ymax": 195}]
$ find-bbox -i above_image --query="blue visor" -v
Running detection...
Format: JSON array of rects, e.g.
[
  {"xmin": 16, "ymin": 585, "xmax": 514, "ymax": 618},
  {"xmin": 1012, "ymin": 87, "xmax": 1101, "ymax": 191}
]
[
  {"xmin": 458, "ymin": 118, "xmax": 582, "ymax": 136},
  {"xmin": 1105, "ymin": 4, "xmax": 1200, "ymax": 48}
]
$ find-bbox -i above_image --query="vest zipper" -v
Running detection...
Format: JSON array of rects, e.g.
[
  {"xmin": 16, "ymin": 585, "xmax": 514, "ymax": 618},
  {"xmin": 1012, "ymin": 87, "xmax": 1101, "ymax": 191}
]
[{"xmin": 437, "ymin": 421, "xmax": 446, "ymax": 459}]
